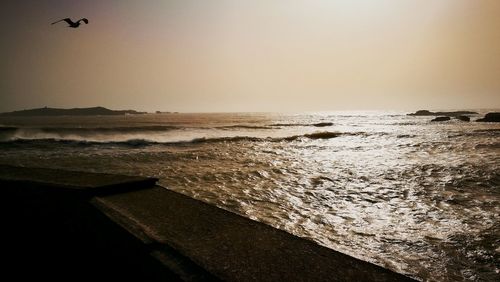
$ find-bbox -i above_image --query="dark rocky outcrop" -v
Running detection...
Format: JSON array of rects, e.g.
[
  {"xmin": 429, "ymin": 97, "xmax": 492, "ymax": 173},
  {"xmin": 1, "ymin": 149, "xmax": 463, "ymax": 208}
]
[
  {"xmin": 0, "ymin": 106, "xmax": 147, "ymax": 117},
  {"xmin": 304, "ymin": 131, "xmax": 342, "ymax": 139},
  {"xmin": 313, "ymin": 122, "xmax": 333, "ymax": 127},
  {"xmin": 456, "ymin": 116, "xmax": 470, "ymax": 122},
  {"xmin": 408, "ymin": 110, "xmax": 434, "ymax": 116},
  {"xmin": 431, "ymin": 116, "xmax": 451, "ymax": 122},
  {"xmin": 408, "ymin": 110, "xmax": 478, "ymax": 117},
  {"xmin": 476, "ymin": 112, "xmax": 500, "ymax": 122}
]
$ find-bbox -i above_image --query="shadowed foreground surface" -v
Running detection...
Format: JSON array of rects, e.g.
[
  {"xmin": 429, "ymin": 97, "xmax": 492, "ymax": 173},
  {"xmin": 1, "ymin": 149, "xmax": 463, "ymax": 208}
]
[{"xmin": 0, "ymin": 165, "xmax": 415, "ymax": 281}]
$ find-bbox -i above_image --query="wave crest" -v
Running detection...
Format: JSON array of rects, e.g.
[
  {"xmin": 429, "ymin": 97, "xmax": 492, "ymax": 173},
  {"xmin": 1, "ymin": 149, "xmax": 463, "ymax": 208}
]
[{"xmin": 0, "ymin": 131, "xmax": 346, "ymax": 147}]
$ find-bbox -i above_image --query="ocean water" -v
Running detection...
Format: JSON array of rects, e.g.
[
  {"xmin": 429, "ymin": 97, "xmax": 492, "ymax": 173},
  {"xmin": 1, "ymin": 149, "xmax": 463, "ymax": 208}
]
[{"xmin": 0, "ymin": 111, "xmax": 499, "ymax": 281}]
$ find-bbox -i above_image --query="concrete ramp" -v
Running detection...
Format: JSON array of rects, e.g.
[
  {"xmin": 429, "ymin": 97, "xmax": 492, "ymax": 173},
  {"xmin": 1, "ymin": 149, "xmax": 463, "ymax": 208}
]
[{"xmin": 0, "ymin": 165, "xmax": 415, "ymax": 281}]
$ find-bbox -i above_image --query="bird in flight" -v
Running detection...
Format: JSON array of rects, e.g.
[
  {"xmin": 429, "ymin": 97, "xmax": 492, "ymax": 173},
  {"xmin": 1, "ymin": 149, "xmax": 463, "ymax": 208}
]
[{"xmin": 51, "ymin": 18, "xmax": 89, "ymax": 28}]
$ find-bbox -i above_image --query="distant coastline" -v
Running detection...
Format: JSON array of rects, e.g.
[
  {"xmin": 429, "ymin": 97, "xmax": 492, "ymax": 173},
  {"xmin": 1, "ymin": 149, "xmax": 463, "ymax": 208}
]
[{"xmin": 0, "ymin": 107, "xmax": 147, "ymax": 117}]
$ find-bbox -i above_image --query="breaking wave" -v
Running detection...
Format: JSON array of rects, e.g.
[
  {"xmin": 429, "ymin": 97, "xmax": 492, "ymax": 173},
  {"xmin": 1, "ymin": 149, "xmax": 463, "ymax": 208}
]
[
  {"xmin": 0, "ymin": 125, "xmax": 180, "ymax": 134},
  {"xmin": 0, "ymin": 131, "xmax": 351, "ymax": 147},
  {"xmin": 0, "ymin": 122, "xmax": 336, "ymax": 137}
]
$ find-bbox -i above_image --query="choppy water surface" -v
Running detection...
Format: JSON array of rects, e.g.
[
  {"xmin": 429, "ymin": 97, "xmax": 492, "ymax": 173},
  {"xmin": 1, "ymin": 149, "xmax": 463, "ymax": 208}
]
[{"xmin": 1, "ymin": 111, "xmax": 499, "ymax": 281}]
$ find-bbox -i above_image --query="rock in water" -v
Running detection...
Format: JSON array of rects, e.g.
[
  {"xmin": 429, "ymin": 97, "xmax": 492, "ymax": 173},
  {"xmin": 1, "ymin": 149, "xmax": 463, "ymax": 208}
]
[
  {"xmin": 476, "ymin": 112, "xmax": 500, "ymax": 122},
  {"xmin": 313, "ymin": 122, "xmax": 333, "ymax": 127},
  {"xmin": 409, "ymin": 110, "xmax": 433, "ymax": 116},
  {"xmin": 456, "ymin": 116, "xmax": 470, "ymax": 122},
  {"xmin": 431, "ymin": 116, "xmax": 451, "ymax": 122},
  {"xmin": 408, "ymin": 110, "xmax": 478, "ymax": 116}
]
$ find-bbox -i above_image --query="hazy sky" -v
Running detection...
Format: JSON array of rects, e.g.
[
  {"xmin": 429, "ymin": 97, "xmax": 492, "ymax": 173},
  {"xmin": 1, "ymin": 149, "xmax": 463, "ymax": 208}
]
[{"xmin": 1, "ymin": 0, "xmax": 499, "ymax": 112}]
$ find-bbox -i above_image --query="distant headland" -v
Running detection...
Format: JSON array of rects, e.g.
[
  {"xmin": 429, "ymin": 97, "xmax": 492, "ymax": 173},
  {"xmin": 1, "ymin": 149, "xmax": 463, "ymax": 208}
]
[{"xmin": 0, "ymin": 107, "xmax": 147, "ymax": 117}]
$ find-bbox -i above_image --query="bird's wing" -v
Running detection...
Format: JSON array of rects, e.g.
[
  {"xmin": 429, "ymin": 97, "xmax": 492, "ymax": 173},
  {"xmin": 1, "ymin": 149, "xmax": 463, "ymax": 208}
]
[
  {"xmin": 78, "ymin": 18, "xmax": 89, "ymax": 24},
  {"xmin": 62, "ymin": 18, "xmax": 75, "ymax": 25},
  {"xmin": 51, "ymin": 18, "xmax": 73, "ymax": 25}
]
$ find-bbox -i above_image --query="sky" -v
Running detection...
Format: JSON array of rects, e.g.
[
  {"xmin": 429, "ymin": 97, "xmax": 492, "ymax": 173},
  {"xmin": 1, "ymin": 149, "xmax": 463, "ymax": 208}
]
[{"xmin": 1, "ymin": 0, "xmax": 499, "ymax": 112}]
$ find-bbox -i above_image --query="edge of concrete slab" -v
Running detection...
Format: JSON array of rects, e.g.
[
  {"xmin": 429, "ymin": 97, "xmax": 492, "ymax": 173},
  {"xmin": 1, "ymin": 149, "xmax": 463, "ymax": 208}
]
[{"xmin": 0, "ymin": 164, "xmax": 158, "ymax": 196}]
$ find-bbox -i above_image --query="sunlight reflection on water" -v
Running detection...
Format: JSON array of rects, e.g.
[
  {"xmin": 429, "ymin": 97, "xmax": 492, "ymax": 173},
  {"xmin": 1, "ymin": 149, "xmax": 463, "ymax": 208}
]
[{"xmin": 0, "ymin": 112, "xmax": 499, "ymax": 281}]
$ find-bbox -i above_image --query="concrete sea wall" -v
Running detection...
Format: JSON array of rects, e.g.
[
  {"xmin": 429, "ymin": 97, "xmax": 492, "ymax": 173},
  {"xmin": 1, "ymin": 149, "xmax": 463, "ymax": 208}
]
[{"xmin": 0, "ymin": 165, "xmax": 415, "ymax": 281}]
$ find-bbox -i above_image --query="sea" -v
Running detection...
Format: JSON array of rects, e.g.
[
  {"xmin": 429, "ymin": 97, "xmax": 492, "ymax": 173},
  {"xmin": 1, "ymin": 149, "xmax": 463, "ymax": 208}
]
[{"xmin": 0, "ymin": 111, "xmax": 499, "ymax": 281}]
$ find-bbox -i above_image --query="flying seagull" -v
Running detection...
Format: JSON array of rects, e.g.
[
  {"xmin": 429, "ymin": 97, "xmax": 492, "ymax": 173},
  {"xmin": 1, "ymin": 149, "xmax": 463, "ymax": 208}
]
[{"xmin": 51, "ymin": 18, "xmax": 89, "ymax": 28}]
